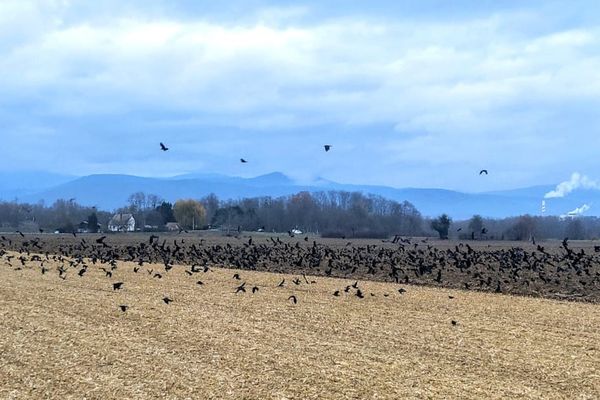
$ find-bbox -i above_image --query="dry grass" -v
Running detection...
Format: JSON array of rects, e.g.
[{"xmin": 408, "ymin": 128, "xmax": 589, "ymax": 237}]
[{"xmin": 0, "ymin": 252, "xmax": 599, "ymax": 399}]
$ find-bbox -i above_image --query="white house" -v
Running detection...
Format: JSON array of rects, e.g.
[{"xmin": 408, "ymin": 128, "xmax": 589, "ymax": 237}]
[{"xmin": 108, "ymin": 213, "xmax": 135, "ymax": 232}]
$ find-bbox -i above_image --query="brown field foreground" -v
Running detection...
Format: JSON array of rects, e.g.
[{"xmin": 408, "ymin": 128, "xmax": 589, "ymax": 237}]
[{"xmin": 0, "ymin": 251, "xmax": 599, "ymax": 399}]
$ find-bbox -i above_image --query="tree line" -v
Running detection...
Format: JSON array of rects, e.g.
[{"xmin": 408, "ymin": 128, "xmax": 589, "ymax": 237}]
[
  {"xmin": 119, "ymin": 191, "xmax": 425, "ymax": 238},
  {"xmin": 1, "ymin": 192, "xmax": 600, "ymax": 240}
]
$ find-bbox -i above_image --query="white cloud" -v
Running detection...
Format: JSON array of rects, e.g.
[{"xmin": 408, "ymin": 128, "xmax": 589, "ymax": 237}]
[
  {"xmin": 1, "ymin": 5, "xmax": 599, "ymax": 128},
  {"xmin": 1, "ymin": 2, "xmax": 600, "ymax": 190}
]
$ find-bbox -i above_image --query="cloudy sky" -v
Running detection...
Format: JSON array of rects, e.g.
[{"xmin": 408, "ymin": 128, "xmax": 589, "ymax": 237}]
[{"xmin": 1, "ymin": 0, "xmax": 599, "ymax": 192}]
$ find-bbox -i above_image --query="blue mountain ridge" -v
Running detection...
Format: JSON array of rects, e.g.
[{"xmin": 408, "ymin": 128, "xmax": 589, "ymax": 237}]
[{"xmin": 2, "ymin": 172, "xmax": 598, "ymax": 220}]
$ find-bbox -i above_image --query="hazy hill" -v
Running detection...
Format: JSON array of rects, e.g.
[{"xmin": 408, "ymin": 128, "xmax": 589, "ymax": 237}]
[{"xmin": 2, "ymin": 171, "xmax": 598, "ymax": 219}]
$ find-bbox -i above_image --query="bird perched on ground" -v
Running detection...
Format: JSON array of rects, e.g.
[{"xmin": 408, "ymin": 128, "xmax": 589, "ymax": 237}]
[
  {"xmin": 233, "ymin": 273, "xmax": 241, "ymax": 280},
  {"xmin": 160, "ymin": 142, "xmax": 169, "ymax": 151},
  {"xmin": 96, "ymin": 236, "xmax": 107, "ymax": 244},
  {"xmin": 324, "ymin": 145, "xmax": 332, "ymax": 152},
  {"xmin": 240, "ymin": 158, "xmax": 248, "ymax": 163},
  {"xmin": 333, "ymin": 290, "xmax": 340, "ymax": 296},
  {"xmin": 288, "ymin": 295, "xmax": 297, "ymax": 304},
  {"xmin": 252, "ymin": 286, "xmax": 259, "ymax": 293},
  {"xmin": 113, "ymin": 282, "xmax": 124, "ymax": 290},
  {"xmin": 119, "ymin": 305, "xmax": 128, "ymax": 312},
  {"xmin": 479, "ymin": 169, "xmax": 488, "ymax": 175},
  {"xmin": 163, "ymin": 297, "xmax": 173, "ymax": 304},
  {"xmin": 451, "ymin": 320, "xmax": 458, "ymax": 326}
]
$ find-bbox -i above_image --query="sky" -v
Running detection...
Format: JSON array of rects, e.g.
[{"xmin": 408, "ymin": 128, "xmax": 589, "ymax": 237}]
[{"xmin": 1, "ymin": 0, "xmax": 600, "ymax": 192}]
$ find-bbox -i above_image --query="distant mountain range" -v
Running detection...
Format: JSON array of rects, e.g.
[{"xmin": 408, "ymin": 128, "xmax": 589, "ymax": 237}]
[{"xmin": 1, "ymin": 171, "xmax": 598, "ymax": 220}]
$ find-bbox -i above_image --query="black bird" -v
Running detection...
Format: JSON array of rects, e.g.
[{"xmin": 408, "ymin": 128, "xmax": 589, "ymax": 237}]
[
  {"xmin": 448, "ymin": 295, "xmax": 455, "ymax": 299},
  {"xmin": 119, "ymin": 305, "xmax": 129, "ymax": 312},
  {"xmin": 113, "ymin": 282, "xmax": 124, "ymax": 290},
  {"xmin": 17, "ymin": 231, "xmax": 25, "ymax": 238},
  {"xmin": 356, "ymin": 289, "xmax": 364, "ymax": 299},
  {"xmin": 324, "ymin": 144, "xmax": 332, "ymax": 152},
  {"xmin": 278, "ymin": 278, "xmax": 285, "ymax": 287},
  {"xmin": 160, "ymin": 142, "xmax": 169, "ymax": 151},
  {"xmin": 240, "ymin": 158, "xmax": 248, "ymax": 163},
  {"xmin": 95, "ymin": 236, "xmax": 107, "ymax": 244},
  {"xmin": 351, "ymin": 281, "xmax": 359, "ymax": 289},
  {"xmin": 456, "ymin": 228, "xmax": 462, "ymax": 232},
  {"xmin": 479, "ymin": 169, "xmax": 488, "ymax": 175},
  {"xmin": 451, "ymin": 320, "xmax": 458, "ymax": 326},
  {"xmin": 233, "ymin": 273, "xmax": 241, "ymax": 280},
  {"xmin": 235, "ymin": 282, "xmax": 246, "ymax": 293},
  {"xmin": 196, "ymin": 280, "xmax": 204, "ymax": 285},
  {"xmin": 481, "ymin": 228, "xmax": 488, "ymax": 235},
  {"xmin": 252, "ymin": 286, "xmax": 259, "ymax": 293},
  {"xmin": 163, "ymin": 297, "xmax": 173, "ymax": 304},
  {"xmin": 333, "ymin": 290, "xmax": 340, "ymax": 296},
  {"xmin": 78, "ymin": 268, "xmax": 87, "ymax": 277},
  {"xmin": 39, "ymin": 228, "xmax": 44, "ymax": 233},
  {"xmin": 398, "ymin": 288, "xmax": 406, "ymax": 294},
  {"xmin": 288, "ymin": 295, "xmax": 297, "ymax": 304}
]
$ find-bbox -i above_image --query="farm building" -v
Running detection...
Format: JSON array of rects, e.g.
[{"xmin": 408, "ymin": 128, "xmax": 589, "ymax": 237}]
[{"xmin": 108, "ymin": 213, "xmax": 135, "ymax": 232}]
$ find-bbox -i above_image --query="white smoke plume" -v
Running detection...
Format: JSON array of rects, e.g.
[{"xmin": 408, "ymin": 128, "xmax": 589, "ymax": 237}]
[
  {"xmin": 568, "ymin": 204, "xmax": 591, "ymax": 216},
  {"xmin": 544, "ymin": 173, "xmax": 600, "ymax": 199}
]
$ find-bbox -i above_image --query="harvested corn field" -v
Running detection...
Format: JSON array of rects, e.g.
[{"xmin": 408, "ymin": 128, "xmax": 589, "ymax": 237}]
[{"xmin": 0, "ymin": 251, "xmax": 599, "ymax": 399}]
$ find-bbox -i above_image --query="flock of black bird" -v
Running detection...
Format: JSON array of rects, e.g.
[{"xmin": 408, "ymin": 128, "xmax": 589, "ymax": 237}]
[
  {"xmin": 1, "ymin": 233, "xmax": 599, "ymax": 307},
  {"xmin": 1, "ymin": 232, "xmax": 432, "ymax": 318}
]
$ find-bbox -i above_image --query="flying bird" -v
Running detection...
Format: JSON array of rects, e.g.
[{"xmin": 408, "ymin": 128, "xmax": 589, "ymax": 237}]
[
  {"xmin": 163, "ymin": 297, "xmax": 173, "ymax": 304},
  {"xmin": 235, "ymin": 282, "xmax": 246, "ymax": 293},
  {"xmin": 113, "ymin": 282, "xmax": 124, "ymax": 290},
  {"xmin": 119, "ymin": 305, "xmax": 129, "ymax": 312},
  {"xmin": 479, "ymin": 169, "xmax": 488, "ymax": 175},
  {"xmin": 240, "ymin": 158, "xmax": 248, "ymax": 163},
  {"xmin": 160, "ymin": 142, "xmax": 169, "ymax": 151},
  {"xmin": 324, "ymin": 145, "xmax": 332, "ymax": 152},
  {"xmin": 288, "ymin": 295, "xmax": 297, "ymax": 304}
]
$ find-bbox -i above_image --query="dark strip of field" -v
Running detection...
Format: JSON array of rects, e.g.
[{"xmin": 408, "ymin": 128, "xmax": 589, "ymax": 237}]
[{"xmin": 1, "ymin": 232, "xmax": 599, "ymax": 302}]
